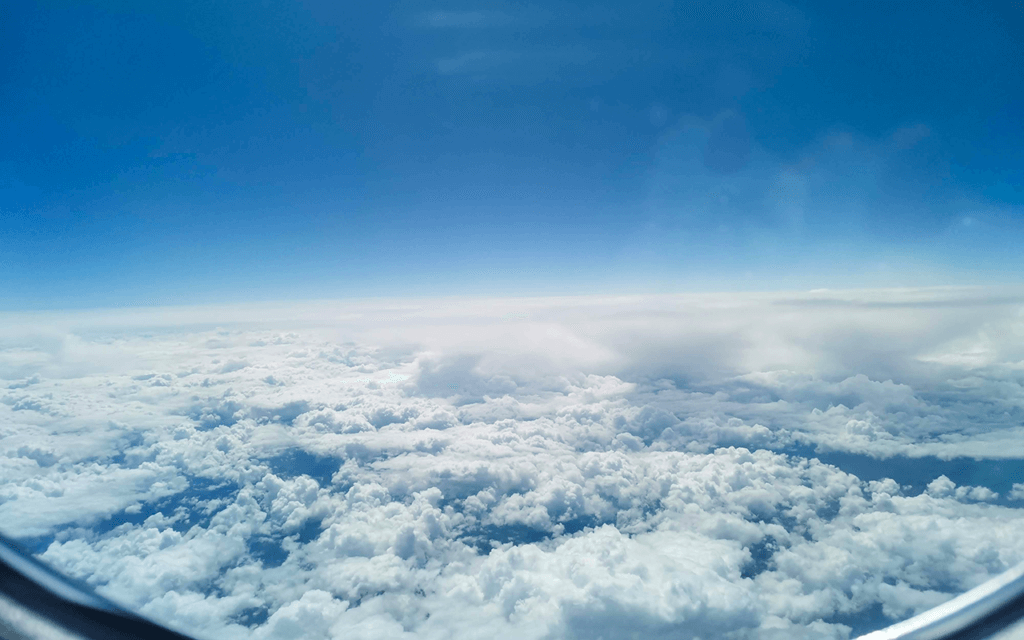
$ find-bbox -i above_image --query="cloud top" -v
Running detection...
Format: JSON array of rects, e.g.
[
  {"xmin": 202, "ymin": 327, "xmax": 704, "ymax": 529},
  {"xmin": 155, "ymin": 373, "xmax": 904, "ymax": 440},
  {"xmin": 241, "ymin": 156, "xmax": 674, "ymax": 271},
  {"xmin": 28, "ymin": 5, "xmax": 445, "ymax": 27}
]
[{"xmin": 2, "ymin": 287, "xmax": 1023, "ymax": 639}]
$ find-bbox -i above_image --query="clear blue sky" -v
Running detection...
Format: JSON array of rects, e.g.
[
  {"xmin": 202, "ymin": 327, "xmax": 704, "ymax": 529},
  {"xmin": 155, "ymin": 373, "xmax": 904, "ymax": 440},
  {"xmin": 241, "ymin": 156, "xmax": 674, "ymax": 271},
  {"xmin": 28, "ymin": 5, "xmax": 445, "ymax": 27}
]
[{"xmin": 2, "ymin": 0, "xmax": 1022, "ymax": 309}]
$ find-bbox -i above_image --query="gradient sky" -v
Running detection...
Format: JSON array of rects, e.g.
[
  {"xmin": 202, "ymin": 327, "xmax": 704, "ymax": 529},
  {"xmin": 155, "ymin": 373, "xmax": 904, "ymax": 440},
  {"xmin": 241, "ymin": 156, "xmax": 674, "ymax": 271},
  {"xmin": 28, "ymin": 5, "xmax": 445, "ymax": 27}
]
[{"xmin": 2, "ymin": 0, "xmax": 1022, "ymax": 309}]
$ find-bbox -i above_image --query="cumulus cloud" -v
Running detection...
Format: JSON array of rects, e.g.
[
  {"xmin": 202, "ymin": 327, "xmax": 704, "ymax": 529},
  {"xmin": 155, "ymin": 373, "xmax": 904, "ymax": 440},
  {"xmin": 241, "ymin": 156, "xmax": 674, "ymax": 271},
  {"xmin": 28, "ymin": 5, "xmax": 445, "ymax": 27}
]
[{"xmin": 1, "ymin": 288, "xmax": 1023, "ymax": 639}]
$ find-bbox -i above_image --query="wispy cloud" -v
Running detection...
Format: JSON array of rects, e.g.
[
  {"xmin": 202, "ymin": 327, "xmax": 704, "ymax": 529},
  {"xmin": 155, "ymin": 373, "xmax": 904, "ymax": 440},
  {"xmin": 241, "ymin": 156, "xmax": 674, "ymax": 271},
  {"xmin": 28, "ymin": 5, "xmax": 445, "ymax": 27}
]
[
  {"xmin": 419, "ymin": 10, "xmax": 514, "ymax": 28},
  {"xmin": 435, "ymin": 46, "xmax": 596, "ymax": 76}
]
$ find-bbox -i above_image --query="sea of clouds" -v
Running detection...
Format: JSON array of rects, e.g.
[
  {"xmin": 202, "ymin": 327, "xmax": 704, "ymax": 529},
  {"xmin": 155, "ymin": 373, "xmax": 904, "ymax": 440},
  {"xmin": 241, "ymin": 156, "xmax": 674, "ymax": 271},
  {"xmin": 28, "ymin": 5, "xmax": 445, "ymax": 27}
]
[{"xmin": 2, "ymin": 287, "xmax": 1024, "ymax": 640}]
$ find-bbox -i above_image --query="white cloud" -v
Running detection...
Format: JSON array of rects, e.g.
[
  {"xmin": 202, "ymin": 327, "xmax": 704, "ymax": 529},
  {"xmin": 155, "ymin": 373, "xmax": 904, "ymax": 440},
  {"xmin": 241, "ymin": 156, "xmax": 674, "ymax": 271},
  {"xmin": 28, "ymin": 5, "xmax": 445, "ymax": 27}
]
[
  {"xmin": 0, "ymin": 288, "xmax": 1023, "ymax": 639},
  {"xmin": 926, "ymin": 475, "xmax": 956, "ymax": 497},
  {"xmin": 419, "ymin": 10, "xmax": 513, "ymax": 29}
]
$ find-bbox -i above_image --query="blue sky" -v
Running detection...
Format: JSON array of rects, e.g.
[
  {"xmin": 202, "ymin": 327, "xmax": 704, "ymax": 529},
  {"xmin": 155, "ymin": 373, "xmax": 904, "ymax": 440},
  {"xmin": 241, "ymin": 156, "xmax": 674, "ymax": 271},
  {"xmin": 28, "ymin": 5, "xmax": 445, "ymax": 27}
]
[{"xmin": 2, "ymin": 0, "xmax": 1022, "ymax": 309}]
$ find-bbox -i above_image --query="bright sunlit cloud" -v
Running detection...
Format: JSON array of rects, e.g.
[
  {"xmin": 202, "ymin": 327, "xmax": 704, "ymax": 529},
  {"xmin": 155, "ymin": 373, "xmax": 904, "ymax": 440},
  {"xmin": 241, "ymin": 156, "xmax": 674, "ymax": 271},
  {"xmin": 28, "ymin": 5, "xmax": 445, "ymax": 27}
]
[{"xmin": 3, "ymin": 288, "xmax": 1024, "ymax": 638}]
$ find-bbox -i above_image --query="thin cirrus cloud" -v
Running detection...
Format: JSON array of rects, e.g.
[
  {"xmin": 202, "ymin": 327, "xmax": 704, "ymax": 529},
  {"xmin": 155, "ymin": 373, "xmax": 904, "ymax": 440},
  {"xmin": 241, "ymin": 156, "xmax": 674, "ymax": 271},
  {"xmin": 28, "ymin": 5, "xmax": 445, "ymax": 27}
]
[
  {"xmin": 434, "ymin": 47, "xmax": 597, "ymax": 77},
  {"xmin": 419, "ymin": 10, "xmax": 515, "ymax": 28},
  {"xmin": 643, "ymin": 114, "xmax": 963, "ymax": 236},
  {"xmin": 599, "ymin": 108, "xmax": 1020, "ymax": 293}
]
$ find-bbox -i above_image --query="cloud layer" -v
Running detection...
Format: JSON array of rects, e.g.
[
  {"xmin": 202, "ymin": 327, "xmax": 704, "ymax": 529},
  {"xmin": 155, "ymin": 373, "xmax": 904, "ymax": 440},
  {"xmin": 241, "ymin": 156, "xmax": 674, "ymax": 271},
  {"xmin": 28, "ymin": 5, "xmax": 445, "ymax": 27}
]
[{"xmin": 2, "ymin": 288, "xmax": 1024, "ymax": 639}]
